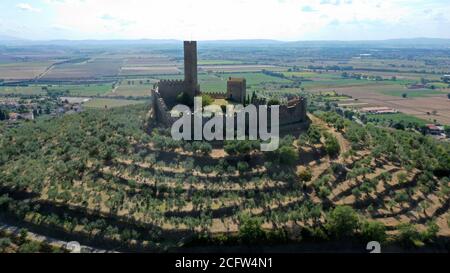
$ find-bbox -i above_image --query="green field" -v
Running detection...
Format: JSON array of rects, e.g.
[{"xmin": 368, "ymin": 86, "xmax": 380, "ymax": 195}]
[
  {"xmin": 48, "ymin": 84, "xmax": 113, "ymax": 96},
  {"xmin": 428, "ymin": 82, "xmax": 449, "ymax": 89},
  {"xmin": 301, "ymin": 79, "xmax": 383, "ymax": 90},
  {"xmin": 199, "ymin": 60, "xmax": 244, "ymax": 65},
  {"xmin": 379, "ymin": 87, "xmax": 446, "ymax": 98},
  {"xmin": 108, "ymin": 81, "xmax": 152, "ymax": 97},
  {"xmin": 0, "ymin": 84, "xmax": 113, "ymax": 97},
  {"xmin": 84, "ymin": 98, "xmax": 147, "ymax": 108},
  {"xmin": 0, "ymin": 86, "xmax": 46, "ymax": 95},
  {"xmin": 366, "ymin": 113, "xmax": 429, "ymax": 126},
  {"xmin": 283, "ymin": 71, "xmax": 341, "ymax": 79}
]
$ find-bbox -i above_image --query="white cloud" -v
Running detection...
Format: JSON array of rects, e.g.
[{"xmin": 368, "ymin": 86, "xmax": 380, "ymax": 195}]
[
  {"xmin": 12, "ymin": 0, "xmax": 450, "ymax": 40},
  {"xmin": 16, "ymin": 3, "xmax": 41, "ymax": 13}
]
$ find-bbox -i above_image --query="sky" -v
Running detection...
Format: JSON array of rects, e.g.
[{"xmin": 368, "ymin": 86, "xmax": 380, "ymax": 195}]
[{"xmin": 0, "ymin": 0, "xmax": 449, "ymax": 41}]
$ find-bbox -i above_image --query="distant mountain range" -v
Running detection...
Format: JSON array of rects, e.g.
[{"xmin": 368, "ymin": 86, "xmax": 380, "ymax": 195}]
[
  {"xmin": 1, "ymin": 35, "xmax": 450, "ymax": 49},
  {"xmin": 0, "ymin": 34, "xmax": 24, "ymax": 41}
]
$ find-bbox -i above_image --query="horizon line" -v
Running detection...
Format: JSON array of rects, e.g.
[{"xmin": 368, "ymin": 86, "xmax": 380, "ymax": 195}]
[{"xmin": 2, "ymin": 36, "xmax": 450, "ymax": 43}]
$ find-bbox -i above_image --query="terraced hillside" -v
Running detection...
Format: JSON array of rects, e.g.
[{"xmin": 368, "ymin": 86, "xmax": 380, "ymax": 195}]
[{"xmin": 0, "ymin": 105, "xmax": 449, "ymax": 252}]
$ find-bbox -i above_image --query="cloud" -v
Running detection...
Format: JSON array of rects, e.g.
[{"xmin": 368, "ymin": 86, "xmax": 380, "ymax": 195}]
[
  {"xmin": 301, "ymin": 6, "xmax": 316, "ymax": 12},
  {"xmin": 100, "ymin": 14, "xmax": 135, "ymax": 27},
  {"xmin": 16, "ymin": 3, "xmax": 41, "ymax": 13},
  {"xmin": 5, "ymin": 0, "xmax": 450, "ymax": 40}
]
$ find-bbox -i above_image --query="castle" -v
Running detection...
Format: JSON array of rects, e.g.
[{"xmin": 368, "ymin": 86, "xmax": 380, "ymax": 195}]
[
  {"xmin": 150, "ymin": 41, "xmax": 309, "ymax": 133},
  {"xmin": 157, "ymin": 41, "xmax": 200, "ymax": 105}
]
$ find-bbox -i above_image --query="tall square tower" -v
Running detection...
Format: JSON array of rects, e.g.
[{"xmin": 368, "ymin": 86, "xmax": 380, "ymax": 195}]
[{"xmin": 184, "ymin": 41, "xmax": 199, "ymax": 97}]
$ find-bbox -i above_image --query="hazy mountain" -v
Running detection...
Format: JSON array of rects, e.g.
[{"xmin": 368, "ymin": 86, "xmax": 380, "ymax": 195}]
[
  {"xmin": 0, "ymin": 34, "xmax": 24, "ymax": 41},
  {"xmin": 2, "ymin": 37, "xmax": 450, "ymax": 49}
]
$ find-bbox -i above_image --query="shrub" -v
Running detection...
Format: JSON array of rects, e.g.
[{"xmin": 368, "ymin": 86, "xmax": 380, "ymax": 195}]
[
  {"xmin": 397, "ymin": 223, "xmax": 423, "ymax": 247},
  {"xmin": 306, "ymin": 125, "xmax": 322, "ymax": 144},
  {"xmin": 201, "ymin": 94, "xmax": 214, "ymax": 107},
  {"xmin": 0, "ymin": 238, "xmax": 12, "ymax": 252},
  {"xmin": 238, "ymin": 216, "xmax": 266, "ymax": 244},
  {"xmin": 176, "ymin": 92, "xmax": 194, "ymax": 107},
  {"xmin": 298, "ymin": 168, "xmax": 312, "ymax": 182},
  {"xmin": 324, "ymin": 133, "xmax": 340, "ymax": 158},
  {"xmin": 360, "ymin": 221, "xmax": 387, "ymax": 242},
  {"xmin": 325, "ymin": 206, "xmax": 360, "ymax": 239},
  {"xmin": 237, "ymin": 161, "xmax": 249, "ymax": 173},
  {"xmin": 18, "ymin": 241, "xmax": 41, "ymax": 253},
  {"xmin": 279, "ymin": 146, "xmax": 299, "ymax": 165}
]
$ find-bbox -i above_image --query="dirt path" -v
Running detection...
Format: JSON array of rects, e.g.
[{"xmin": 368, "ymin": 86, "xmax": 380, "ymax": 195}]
[{"xmin": 308, "ymin": 113, "xmax": 351, "ymax": 158}]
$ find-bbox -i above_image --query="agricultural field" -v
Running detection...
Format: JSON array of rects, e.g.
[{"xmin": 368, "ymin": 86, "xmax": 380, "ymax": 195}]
[
  {"xmin": 301, "ymin": 78, "xmax": 393, "ymax": 90},
  {"xmin": 0, "ymin": 86, "xmax": 47, "ymax": 96},
  {"xmin": 379, "ymin": 88, "xmax": 447, "ymax": 98},
  {"xmin": 0, "ymin": 62, "xmax": 54, "ymax": 80},
  {"xmin": 0, "ymin": 84, "xmax": 114, "ymax": 97},
  {"xmin": 42, "ymin": 58, "xmax": 123, "ymax": 80},
  {"xmin": 108, "ymin": 80, "xmax": 153, "ymax": 98},
  {"xmin": 120, "ymin": 54, "xmax": 181, "ymax": 76},
  {"xmin": 282, "ymin": 71, "xmax": 342, "ymax": 80},
  {"xmin": 198, "ymin": 60, "xmax": 244, "ymax": 65},
  {"xmin": 307, "ymin": 80, "xmax": 450, "ymax": 125},
  {"xmin": 199, "ymin": 65, "xmax": 284, "ymax": 73},
  {"xmin": 47, "ymin": 84, "xmax": 114, "ymax": 97},
  {"xmin": 84, "ymin": 98, "xmax": 147, "ymax": 108},
  {"xmin": 366, "ymin": 113, "xmax": 429, "ymax": 126}
]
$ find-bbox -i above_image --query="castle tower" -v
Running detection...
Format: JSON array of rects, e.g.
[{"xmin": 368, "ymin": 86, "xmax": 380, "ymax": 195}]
[
  {"xmin": 184, "ymin": 41, "xmax": 199, "ymax": 97},
  {"xmin": 227, "ymin": 77, "xmax": 247, "ymax": 103}
]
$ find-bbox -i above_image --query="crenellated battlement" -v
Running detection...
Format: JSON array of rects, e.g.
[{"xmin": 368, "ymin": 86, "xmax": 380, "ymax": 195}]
[
  {"xmin": 200, "ymin": 91, "xmax": 227, "ymax": 99},
  {"xmin": 158, "ymin": 79, "xmax": 184, "ymax": 86}
]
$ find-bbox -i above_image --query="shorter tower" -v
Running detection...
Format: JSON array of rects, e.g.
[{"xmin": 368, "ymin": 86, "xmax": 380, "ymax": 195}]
[{"xmin": 227, "ymin": 77, "xmax": 247, "ymax": 103}]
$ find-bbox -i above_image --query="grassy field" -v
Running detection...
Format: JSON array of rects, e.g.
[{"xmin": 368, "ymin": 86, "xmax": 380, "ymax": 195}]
[
  {"xmin": 366, "ymin": 113, "xmax": 430, "ymax": 126},
  {"xmin": 301, "ymin": 79, "xmax": 384, "ymax": 90},
  {"xmin": 84, "ymin": 98, "xmax": 147, "ymax": 108},
  {"xmin": 48, "ymin": 84, "xmax": 113, "ymax": 96},
  {"xmin": 199, "ymin": 60, "xmax": 244, "ymax": 65},
  {"xmin": 0, "ymin": 86, "xmax": 47, "ymax": 95},
  {"xmin": 0, "ymin": 62, "xmax": 54, "ymax": 80},
  {"xmin": 378, "ymin": 87, "xmax": 446, "ymax": 98},
  {"xmin": 0, "ymin": 84, "xmax": 114, "ymax": 97},
  {"xmin": 108, "ymin": 84, "xmax": 151, "ymax": 97},
  {"xmin": 283, "ymin": 71, "xmax": 341, "ymax": 79},
  {"xmin": 42, "ymin": 58, "xmax": 122, "ymax": 79},
  {"xmin": 429, "ymin": 82, "xmax": 450, "ymax": 89}
]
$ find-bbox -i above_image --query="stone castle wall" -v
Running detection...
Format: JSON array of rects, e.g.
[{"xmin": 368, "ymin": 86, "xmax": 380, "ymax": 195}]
[
  {"xmin": 151, "ymin": 89, "xmax": 177, "ymax": 127},
  {"xmin": 152, "ymin": 87, "xmax": 308, "ymax": 132},
  {"xmin": 278, "ymin": 97, "xmax": 307, "ymax": 126},
  {"xmin": 157, "ymin": 80, "xmax": 185, "ymax": 106}
]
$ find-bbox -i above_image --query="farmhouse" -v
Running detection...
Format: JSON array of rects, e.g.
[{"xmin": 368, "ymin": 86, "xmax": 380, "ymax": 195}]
[
  {"xmin": 360, "ymin": 106, "xmax": 398, "ymax": 115},
  {"xmin": 442, "ymin": 75, "xmax": 450, "ymax": 83},
  {"xmin": 9, "ymin": 111, "xmax": 34, "ymax": 121},
  {"xmin": 408, "ymin": 84, "xmax": 427, "ymax": 89},
  {"xmin": 425, "ymin": 124, "xmax": 445, "ymax": 137}
]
